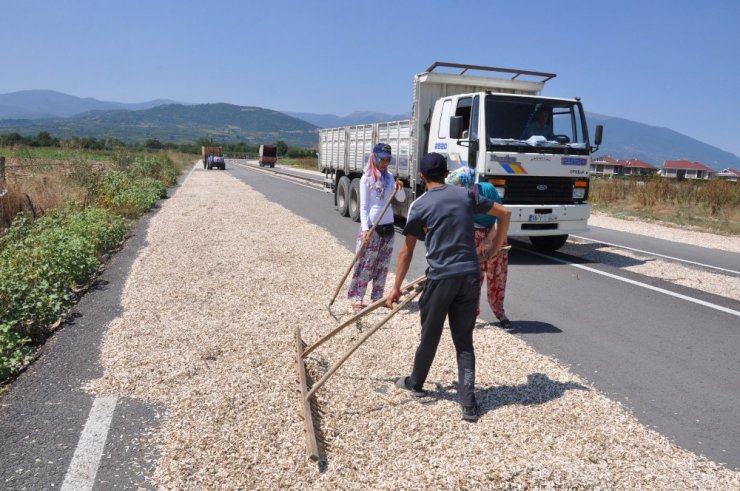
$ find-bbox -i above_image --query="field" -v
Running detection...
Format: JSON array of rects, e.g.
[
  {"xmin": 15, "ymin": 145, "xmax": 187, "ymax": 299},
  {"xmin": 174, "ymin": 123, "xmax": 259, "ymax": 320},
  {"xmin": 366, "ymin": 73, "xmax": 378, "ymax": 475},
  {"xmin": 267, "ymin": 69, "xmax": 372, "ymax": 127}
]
[{"xmin": 589, "ymin": 177, "xmax": 739, "ymax": 235}]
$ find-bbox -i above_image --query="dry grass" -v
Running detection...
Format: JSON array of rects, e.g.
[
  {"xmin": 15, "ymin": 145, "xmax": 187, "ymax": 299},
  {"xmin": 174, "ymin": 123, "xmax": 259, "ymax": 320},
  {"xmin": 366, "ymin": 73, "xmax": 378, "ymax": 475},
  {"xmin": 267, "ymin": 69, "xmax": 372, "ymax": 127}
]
[
  {"xmin": 0, "ymin": 158, "xmax": 101, "ymax": 229},
  {"xmin": 88, "ymin": 166, "xmax": 739, "ymax": 489},
  {"xmin": 590, "ymin": 178, "xmax": 740, "ymax": 235}
]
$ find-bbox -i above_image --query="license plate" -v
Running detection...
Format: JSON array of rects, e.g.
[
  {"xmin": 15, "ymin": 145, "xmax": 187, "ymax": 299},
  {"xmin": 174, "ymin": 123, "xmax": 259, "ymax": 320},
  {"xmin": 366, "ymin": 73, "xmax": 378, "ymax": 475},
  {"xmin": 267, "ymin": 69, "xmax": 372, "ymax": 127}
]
[{"xmin": 528, "ymin": 214, "xmax": 557, "ymax": 222}]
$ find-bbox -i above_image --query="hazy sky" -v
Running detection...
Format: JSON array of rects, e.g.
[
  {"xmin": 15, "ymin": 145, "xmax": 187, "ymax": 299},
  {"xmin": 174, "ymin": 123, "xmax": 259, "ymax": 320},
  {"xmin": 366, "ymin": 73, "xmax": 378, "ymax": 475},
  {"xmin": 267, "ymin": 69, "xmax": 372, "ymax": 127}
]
[{"xmin": 3, "ymin": 0, "xmax": 740, "ymax": 157}]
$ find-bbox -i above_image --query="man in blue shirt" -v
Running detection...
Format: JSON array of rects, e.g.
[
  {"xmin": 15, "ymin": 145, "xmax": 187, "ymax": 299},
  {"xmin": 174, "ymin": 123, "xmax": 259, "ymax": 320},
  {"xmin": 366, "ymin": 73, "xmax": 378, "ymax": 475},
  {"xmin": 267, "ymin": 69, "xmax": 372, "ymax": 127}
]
[{"xmin": 387, "ymin": 153, "xmax": 511, "ymax": 421}]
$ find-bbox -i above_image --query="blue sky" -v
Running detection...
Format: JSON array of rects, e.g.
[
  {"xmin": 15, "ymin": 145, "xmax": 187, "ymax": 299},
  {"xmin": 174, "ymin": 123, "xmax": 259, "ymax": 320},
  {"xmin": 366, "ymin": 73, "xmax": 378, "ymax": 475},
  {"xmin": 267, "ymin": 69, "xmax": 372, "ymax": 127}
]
[{"xmin": 3, "ymin": 0, "xmax": 740, "ymax": 157}]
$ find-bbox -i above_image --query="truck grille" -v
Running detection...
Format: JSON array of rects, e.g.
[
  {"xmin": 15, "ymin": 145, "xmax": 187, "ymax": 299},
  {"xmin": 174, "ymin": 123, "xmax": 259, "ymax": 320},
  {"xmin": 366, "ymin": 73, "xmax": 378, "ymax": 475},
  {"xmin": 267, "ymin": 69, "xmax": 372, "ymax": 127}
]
[{"xmin": 501, "ymin": 176, "xmax": 575, "ymax": 204}]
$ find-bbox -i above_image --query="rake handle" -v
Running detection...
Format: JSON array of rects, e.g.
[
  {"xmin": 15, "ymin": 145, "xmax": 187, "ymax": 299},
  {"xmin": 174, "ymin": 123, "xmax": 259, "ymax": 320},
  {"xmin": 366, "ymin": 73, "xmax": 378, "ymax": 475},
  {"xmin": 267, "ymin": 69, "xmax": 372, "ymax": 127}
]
[
  {"xmin": 306, "ymin": 284, "xmax": 423, "ymax": 401},
  {"xmin": 306, "ymin": 275, "xmax": 426, "ymax": 358}
]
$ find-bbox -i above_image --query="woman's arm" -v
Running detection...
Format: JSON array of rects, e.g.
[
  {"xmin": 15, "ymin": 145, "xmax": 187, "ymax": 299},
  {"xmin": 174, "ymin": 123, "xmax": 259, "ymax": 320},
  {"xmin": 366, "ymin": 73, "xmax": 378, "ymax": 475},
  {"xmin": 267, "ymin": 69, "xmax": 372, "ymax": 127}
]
[{"xmin": 359, "ymin": 176, "xmax": 370, "ymax": 231}]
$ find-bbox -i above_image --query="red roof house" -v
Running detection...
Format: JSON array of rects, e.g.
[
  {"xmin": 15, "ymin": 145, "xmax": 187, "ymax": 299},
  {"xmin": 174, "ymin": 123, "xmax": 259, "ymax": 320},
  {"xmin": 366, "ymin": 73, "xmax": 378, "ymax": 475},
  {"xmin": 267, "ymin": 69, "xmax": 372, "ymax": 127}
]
[
  {"xmin": 623, "ymin": 159, "xmax": 658, "ymax": 176},
  {"xmin": 716, "ymin": 167, "xmax": 740, "ymax": 182},
  {"xmin": 659, "ymin": 160, "xmax": 715, "ymax": 180},
  {"xmin": 590, "ymin": 156, "xmax": 658, "ymax": 177},
  {"xmin": 590, "ymin": 155, "xmax": 625, "ymax": 176}
]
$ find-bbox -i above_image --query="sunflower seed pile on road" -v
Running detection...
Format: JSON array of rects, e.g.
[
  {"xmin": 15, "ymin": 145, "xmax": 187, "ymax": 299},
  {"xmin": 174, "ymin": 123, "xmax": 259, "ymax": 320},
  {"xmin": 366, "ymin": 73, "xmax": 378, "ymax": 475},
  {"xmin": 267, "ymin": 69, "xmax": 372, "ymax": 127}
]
[{"xmin": 88, "ymin": 165, "xmax": 740, "ymax": 489}]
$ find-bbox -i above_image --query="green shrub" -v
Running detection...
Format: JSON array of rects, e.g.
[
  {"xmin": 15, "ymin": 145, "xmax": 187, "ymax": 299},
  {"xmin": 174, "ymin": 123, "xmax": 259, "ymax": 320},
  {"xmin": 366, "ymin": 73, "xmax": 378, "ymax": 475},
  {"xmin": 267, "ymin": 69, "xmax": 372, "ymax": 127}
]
[
  {"xmin": 95, "ymin": 171, "xmax": 167, "ymax": 218},
  {"xmin": 0, "ymin": 209, "xmax": 128, "ymax": 380},
  {"xmin": 112, "ymin": 152, "xmax": 179, "ymax": 186}
]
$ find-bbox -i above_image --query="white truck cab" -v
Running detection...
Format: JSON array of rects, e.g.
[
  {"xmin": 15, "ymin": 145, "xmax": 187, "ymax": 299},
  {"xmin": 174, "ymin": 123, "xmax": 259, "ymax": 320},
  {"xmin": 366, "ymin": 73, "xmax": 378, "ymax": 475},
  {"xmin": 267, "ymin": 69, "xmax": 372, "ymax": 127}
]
[
  {"xmin": 319, "ymin": 62, "xmax": 603, "ymax": 251},
  {"xmin": 429, "ymin": 90, "xmax": 601, "ymax": 251}
]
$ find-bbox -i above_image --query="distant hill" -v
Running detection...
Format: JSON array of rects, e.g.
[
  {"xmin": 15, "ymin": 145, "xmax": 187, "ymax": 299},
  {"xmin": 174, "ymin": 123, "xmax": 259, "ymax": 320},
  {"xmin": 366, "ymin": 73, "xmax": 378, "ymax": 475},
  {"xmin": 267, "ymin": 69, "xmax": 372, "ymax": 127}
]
[
  {"xmin": 286, "ymin": 110, "xmax": 412, "ymax": 128},
  {"xmin": 586, "ymin": 114, "xmax": 740, "ymax": 169},
  {"xmin": 0, "ymin": 103, "xmax": 319, "ymax": 147},
  {"xmin": 0, "ymin": 90, "xmax": 177, "ymax": 119}
]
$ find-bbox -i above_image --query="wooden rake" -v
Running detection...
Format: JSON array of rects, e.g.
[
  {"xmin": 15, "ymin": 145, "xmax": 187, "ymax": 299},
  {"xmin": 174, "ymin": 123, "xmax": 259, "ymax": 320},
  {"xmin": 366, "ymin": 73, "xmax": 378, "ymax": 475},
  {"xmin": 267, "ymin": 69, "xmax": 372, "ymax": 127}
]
[{"xmin": 295, "ymin": 275, "xmax": 426, "ymax": 461}]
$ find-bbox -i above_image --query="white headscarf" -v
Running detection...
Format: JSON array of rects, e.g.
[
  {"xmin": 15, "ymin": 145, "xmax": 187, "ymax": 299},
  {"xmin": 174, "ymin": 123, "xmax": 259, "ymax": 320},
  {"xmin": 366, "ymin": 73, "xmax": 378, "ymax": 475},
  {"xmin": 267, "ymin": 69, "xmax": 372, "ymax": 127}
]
[{"xmin": 364, "ymin": 152, "xmax": 389, "ymax": 196}]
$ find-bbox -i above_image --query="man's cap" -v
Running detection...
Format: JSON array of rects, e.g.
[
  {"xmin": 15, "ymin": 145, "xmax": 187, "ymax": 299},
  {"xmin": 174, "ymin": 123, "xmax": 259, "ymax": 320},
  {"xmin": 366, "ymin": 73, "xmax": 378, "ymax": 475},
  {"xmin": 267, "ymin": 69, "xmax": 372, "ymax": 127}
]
[
  {"xmin": 373, "ymin": 143, "xmax": 392, "ymax": 159},
  {"xmin": 419, "ymin": 152, "xmax": 448, "ymax": 177}
]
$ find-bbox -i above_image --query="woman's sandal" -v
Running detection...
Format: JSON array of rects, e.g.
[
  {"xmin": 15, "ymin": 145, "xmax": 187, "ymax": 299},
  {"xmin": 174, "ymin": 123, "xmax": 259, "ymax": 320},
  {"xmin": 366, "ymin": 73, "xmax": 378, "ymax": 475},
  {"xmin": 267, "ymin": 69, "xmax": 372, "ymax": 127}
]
[{"xmin": 352, "ymin": 302, "xmax": 366, "ymax": 313}]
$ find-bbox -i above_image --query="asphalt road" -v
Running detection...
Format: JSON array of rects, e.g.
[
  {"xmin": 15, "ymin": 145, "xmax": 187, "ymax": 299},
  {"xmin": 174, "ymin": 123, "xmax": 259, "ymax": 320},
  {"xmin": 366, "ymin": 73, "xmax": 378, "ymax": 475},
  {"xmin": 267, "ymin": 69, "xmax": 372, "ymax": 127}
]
[
  {"xmin": 230, "ymin": 160, "xmax": 740, "ymax": 470},
  {"xmin": 1, "ymin": 161, "xmax": 737, "ymax": 489}
]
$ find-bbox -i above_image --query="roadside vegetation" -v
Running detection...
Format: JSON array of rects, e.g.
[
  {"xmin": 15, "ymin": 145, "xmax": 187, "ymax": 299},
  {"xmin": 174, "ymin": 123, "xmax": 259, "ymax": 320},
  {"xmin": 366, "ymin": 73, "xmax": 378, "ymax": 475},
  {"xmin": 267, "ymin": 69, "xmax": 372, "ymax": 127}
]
[
  {"xmin": 0, "ymin": 142, "xmax": 190, "ymax": 381},
  {"xmin": 277, "ymin": 157, "xmax": 318, "ymax": 172},
  {"xmin": 590, "ymin": 176, "xmax": 740, "ymax": 235}
]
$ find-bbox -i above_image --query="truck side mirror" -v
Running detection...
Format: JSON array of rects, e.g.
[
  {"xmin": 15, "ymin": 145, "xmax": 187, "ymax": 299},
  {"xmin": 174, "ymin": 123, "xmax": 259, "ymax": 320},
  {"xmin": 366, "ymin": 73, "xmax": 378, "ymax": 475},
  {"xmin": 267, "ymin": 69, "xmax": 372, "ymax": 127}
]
[
  {"xmin": 449, "ymin": 116, "xmax": 463, "ymax": 139},
  {"xmin": 594, "ymin": 125, "xmax": 603, "ymax": 146}
]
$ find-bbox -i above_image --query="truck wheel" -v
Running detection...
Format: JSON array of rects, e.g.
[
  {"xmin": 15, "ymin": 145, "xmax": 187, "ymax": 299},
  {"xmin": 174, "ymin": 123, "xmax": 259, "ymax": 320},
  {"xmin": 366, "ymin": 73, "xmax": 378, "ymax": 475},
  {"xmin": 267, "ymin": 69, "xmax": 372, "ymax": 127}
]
[
  {"xmin": 336, "ymin": 176, "xmax": 350, "ymax": 216},
  {"xmin": 348, "ymin": 178, "xmax": 361, "ymax": 222},
  {"xmin": 529, "ymin": 234, "xmax": 568, "ymax": 252}
]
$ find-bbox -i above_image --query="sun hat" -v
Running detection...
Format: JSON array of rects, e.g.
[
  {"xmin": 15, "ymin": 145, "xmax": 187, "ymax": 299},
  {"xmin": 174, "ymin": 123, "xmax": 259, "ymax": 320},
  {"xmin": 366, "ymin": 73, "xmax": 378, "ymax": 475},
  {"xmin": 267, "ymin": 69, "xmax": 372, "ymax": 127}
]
[{"xmin": 373, "ymin": 143, "xmax": 392, "ymax": 159}]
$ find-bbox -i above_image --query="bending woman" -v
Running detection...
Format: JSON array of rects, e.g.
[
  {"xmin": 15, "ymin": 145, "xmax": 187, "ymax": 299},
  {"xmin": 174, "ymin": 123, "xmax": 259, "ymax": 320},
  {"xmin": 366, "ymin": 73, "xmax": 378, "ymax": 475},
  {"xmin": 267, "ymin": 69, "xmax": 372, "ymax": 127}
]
[{"xmin": 447, "ymin": 166, "xmax": 512, "ymax": 328}]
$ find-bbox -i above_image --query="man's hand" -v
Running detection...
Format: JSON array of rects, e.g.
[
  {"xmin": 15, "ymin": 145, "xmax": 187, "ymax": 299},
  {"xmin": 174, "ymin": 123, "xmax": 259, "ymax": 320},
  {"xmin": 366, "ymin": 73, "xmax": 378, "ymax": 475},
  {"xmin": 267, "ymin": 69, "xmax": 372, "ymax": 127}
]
[
  {"xmin": 386, "ymin": 286, "xmax": 401, "ymax": 308},
  {"xmin": 394, "ymin": 178, "xmax": 403, "ymax": 192},
  {"xmin": 477, "ymin": 239, "xmax": 492, "ymax": 258}
]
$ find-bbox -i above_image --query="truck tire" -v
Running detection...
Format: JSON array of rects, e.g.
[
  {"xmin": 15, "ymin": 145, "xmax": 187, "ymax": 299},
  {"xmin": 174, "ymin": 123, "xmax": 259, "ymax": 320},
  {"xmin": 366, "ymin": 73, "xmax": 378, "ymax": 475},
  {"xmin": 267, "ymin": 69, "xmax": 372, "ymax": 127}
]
[
  {"xmin": 529, "ymin": 234, "xmax": 568, "ymax": 252},
  {"xmin": 348, "ymin": 178, "xmax": 361, "ymax": 222},
  {"xmin": 336, "ymin": 176, "xmax": 351, "ymax": 217}
]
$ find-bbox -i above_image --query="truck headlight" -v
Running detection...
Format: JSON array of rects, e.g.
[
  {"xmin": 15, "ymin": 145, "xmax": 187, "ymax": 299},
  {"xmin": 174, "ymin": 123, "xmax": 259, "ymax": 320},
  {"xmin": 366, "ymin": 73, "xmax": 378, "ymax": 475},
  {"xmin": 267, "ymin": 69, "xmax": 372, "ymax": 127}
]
[
  {"xmin": 573, "ymin": 180, "xmax": 588, "ymax": 201},
  {"xmin": 489, "ymin": 178, "xmax": 506, "ymax": 199}
]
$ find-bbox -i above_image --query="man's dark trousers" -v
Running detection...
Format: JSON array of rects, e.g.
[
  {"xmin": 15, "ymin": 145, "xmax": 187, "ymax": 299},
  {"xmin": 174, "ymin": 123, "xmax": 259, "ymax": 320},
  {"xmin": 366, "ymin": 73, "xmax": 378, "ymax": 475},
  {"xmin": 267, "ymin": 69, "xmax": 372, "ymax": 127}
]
[{"xmin": 408, "ymin": 273, "xmax": 480, "ymax": 407}]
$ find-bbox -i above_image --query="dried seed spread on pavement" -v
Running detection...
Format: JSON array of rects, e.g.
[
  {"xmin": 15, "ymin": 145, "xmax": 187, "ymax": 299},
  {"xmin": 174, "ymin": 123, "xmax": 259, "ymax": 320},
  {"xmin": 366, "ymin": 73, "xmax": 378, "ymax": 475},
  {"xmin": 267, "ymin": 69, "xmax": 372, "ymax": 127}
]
[{"xmin": 88, "ymin": 165, "xmax": 740, "ymax": 489}]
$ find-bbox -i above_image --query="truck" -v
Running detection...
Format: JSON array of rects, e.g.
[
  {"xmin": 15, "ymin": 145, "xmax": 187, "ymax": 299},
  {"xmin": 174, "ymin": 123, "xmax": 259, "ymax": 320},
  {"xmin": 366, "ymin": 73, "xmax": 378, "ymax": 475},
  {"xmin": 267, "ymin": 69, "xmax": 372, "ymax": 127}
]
[
  {"xmin": 201, "ymin": 146, "xmax": 225, "ymax": 170},
  {"xmin": 318, "ymin": 62, "xmax": 603, "ymax": 252},
  {"xmin": 259, "ymin": 144, "xmax": 278, "ymax": 168}
]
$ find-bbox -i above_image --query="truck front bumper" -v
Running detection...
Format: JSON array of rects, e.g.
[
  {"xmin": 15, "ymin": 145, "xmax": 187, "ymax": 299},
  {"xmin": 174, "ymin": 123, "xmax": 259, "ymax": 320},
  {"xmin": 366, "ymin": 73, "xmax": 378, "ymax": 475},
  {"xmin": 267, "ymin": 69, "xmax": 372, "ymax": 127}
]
[{"xmin": 505, "ymin": 204, "xmax": 590, "ymax": 237}]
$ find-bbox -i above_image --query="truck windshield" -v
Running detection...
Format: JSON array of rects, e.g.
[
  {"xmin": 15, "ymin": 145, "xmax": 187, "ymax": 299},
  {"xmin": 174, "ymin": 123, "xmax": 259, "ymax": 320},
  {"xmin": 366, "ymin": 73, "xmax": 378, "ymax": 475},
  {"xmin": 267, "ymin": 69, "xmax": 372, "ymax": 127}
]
[{"xmin": 484, "ymin": 95, "xmax": 589, "ymax": 153}]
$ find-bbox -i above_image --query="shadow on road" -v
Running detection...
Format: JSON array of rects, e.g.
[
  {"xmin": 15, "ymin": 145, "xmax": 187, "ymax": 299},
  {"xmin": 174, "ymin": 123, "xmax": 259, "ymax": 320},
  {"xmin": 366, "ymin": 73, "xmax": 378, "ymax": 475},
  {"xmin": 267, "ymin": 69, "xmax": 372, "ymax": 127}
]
[{"xmin": 429, "ymin": 372, "xmax": 589, "ymax": 416}]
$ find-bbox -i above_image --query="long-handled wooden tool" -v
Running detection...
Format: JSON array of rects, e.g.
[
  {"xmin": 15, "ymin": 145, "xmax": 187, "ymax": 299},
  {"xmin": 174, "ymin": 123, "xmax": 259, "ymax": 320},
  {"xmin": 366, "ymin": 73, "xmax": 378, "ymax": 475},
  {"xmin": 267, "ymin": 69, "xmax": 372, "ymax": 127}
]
[
  {"xmin": 306, "ymin": 283, "xmax": 423, "ymax": 400},
  {"xmin": 296, "ymin": 275, "xmax": 424, "ymax": 460},
  {"xmin": 305, "ymin": 275, "xmax": 426, "ymax": 358},
  {"xmin": 326, "ymin": 190, "xmax": 396, "ymax": 310}
]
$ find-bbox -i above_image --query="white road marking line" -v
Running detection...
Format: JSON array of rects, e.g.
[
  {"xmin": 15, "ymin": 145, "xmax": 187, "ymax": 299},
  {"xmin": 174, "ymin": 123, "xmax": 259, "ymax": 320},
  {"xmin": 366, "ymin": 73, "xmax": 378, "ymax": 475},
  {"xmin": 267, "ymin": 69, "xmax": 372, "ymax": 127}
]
[
  {"xmin": 571, "ymin": 235, "xmax": 740, "ymax": 275},
  {"xmin": 523, "ymin": 248, "xmax": 740, "ymax": 318},
  {"xmin": 231, "ymin": 161, "xmax": 324, "ymax": 191},
  {"xmin": 61, "ymin": 395, "xmax": 118, "ymax": 491}
]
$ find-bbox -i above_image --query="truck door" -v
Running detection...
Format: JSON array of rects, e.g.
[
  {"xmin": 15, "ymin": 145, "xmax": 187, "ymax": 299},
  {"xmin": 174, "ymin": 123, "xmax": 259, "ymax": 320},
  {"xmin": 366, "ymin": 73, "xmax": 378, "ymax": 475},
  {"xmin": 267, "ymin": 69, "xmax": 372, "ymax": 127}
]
[
  {"xmin": 468, "ymin": 95, "xmax": 480, "ymax": 171},
  {"xmin": 448, "ymin": 96, "xmax": 473, "ymax": 170}
]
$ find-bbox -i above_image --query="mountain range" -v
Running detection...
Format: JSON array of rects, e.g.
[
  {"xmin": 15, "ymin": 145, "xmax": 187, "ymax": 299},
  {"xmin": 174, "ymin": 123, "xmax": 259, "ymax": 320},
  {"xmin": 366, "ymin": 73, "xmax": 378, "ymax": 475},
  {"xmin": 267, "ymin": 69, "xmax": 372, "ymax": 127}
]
[
  {"xmin": 0, "ymin": 90, "xmax": 178, "ymax": 119},
  {"xmin": 1, "ymin": 90, "xmax": 738, "ymax": 169}
]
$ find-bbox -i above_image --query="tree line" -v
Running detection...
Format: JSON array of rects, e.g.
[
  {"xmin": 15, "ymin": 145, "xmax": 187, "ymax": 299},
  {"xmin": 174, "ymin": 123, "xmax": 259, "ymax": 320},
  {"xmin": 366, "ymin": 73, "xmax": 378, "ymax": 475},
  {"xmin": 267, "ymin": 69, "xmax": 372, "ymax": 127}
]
[{"xmin": 0, "ymin": 132, "xmax": 316, "ymax": 158}]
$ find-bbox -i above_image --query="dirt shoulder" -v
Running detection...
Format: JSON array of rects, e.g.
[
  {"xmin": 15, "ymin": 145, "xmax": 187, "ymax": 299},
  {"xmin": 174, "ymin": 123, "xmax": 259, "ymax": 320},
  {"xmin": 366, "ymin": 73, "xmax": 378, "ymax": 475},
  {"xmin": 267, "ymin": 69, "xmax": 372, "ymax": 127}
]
[{"xmin": 589, "ymin": 211, "xmax": 740, "ymax": 253}]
